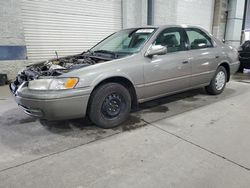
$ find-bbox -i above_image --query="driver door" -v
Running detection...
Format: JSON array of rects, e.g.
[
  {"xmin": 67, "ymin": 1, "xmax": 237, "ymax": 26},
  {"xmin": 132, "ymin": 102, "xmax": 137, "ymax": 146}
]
[{"xmin": 142, "ymin": 27, "xmax": 191, "ymax": 100}]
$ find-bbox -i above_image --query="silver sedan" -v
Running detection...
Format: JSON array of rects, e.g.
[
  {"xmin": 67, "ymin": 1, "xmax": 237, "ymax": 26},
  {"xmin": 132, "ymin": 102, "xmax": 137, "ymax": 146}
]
[{"xmin": 10, "ymin": 25, "xmax": 240, "ymax": 128}]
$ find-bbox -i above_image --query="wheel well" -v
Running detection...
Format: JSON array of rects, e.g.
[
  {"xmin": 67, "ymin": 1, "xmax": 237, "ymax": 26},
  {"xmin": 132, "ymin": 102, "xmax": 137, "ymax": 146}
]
[
  {"xmin": 90, "ymin": 77, "xmax": 138, "ymax": 109},
  {"xmin": 219, "ymin": 63, "xmax": 230, "ymax": 82}
]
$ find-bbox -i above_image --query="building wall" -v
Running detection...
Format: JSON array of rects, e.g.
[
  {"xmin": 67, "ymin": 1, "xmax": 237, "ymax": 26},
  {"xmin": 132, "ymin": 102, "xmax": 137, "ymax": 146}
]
[
  {"xmin": 153, "ymin": 0, "xmax": 177, "ymax": 25},
  {"xmin": 225, "ymin": 0, "xmax": 245, "ymax": 47},
  {"xmin": 21, "ymin": 0, "xmax": 122, "ymax": 61},
  {"xmin": 153, "ymin": 0, "xmax": 214, "ymax": 32},
  {"xmin": 176, "ymin": 0, "xmax": 215, "ymax": 32},
  {"xmin": 0, "ymin": 0, "xmax": 27, "ymax": 80},
  {"xmin": 245, "ymin": 0, "xmax": 250, "ymax": 31},
  {"xmin": 122, "ymin": 0, "xmax": 148, "ymax": 28},
  {"xmin": 212, "ymin": 0, "xmax": 228, "ymax": 41}
]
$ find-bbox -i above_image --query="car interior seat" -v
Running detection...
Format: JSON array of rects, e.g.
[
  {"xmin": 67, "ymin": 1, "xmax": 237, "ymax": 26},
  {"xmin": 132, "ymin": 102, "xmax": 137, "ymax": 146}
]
[
  {"xmin": 162, "ymin": 34, "xmax": 179, "ymax": 52},
  {"xmin": 191, "ymin": 39, "xmax": 208, "ymax": 49},
  {"xmin": 129, "ymin": 36, "xmax": 146, "ymax": 48}
]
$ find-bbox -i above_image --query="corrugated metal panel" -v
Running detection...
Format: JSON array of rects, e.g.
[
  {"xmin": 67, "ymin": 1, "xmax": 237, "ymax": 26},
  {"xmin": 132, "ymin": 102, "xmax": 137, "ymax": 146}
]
[
  {"xmin": 154, "ymin": 0, "xmax": 214, "ymax": 32},
  {"xmin": 21, "ymin": 0, "xmax": 122, "ymax": 61}
]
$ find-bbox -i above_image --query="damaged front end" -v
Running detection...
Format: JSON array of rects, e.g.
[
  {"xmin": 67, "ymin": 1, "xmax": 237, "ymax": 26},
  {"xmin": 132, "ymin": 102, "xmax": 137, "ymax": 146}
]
[{"xmin": 10, "ymin": 52, "xmax": 112, "ymax": 93}]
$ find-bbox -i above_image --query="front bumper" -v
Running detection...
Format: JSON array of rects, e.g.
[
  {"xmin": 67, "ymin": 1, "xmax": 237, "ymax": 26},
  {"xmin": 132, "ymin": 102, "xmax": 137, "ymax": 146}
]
[{"xmin": 11, "ymin": 82, "xmax": 91, "ymax": 120}]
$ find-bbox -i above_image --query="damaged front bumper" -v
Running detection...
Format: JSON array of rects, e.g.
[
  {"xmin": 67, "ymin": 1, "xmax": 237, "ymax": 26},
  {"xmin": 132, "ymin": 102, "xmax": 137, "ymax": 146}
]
[{"xmin": 10, "ymin": 82, "xmax": 92, "ymax": 120}]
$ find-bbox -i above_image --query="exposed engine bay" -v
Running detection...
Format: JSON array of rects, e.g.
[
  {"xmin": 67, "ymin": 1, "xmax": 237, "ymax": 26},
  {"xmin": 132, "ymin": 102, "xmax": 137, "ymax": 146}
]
[{"xmin": 10, "ymin": 52, "xmax": 113, "ymax": 93}]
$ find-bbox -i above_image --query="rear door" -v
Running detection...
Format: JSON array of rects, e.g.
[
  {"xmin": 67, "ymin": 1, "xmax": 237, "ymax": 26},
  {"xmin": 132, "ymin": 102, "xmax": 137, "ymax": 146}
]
[{"xmin": 184, "ymin": 28, "xmax": 218, "ymax": 86}]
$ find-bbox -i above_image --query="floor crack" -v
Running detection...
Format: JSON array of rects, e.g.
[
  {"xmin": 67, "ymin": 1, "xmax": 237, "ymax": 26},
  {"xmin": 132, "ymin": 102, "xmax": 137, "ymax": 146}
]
[
  {"xmin": 0, "ymin": 131, "xmax": 121, "ymax": 174},
  {"xmin": 142, "ymin": 119, "xmax": 250, "ymax": 172}
]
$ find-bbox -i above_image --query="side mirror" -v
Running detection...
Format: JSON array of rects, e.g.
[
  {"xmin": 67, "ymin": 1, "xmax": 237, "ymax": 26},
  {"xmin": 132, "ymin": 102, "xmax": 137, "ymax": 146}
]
[
  {"xmin": 145, "ymin": 45, "xmax": 167, "ymax": 57},
  {"xmin": 222, "ymin": 39, "xmax": 225, "ymax": 43}
]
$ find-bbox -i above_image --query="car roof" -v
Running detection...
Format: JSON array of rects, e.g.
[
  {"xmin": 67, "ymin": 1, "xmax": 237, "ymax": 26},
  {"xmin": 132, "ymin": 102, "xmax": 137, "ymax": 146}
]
[{"xmin": 126, "ymin": 24, "xmax": 207, "ymax": 31}]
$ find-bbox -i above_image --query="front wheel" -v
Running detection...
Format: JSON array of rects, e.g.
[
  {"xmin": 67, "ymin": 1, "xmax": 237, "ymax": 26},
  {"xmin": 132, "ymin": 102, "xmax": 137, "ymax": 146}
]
[
  {"xmin": 205, "ymin": 66, "xmax": 227, "ymax": 95},
  {"xmin": 88, "ymin": 83, "xmax": 131, "ymax": 129}
]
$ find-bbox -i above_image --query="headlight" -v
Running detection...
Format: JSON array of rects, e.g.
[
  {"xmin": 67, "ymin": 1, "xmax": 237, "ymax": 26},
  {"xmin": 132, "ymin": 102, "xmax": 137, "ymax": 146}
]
[{"xmin": 28, "ymin": 78, "xmax": 79, "ymax": 90}]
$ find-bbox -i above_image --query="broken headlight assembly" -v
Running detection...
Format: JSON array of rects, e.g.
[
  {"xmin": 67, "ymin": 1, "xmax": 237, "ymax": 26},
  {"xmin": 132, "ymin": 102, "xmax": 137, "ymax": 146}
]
[{"xmin": 28, "ymin": 77, "xmax": 79, "ymax": 90}]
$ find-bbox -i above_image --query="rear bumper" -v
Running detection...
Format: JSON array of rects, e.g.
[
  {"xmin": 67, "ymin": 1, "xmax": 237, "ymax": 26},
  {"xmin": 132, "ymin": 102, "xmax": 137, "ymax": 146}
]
[{"xmin": 11, "ymin": 82, "xmax": 91, "ymax": 120}]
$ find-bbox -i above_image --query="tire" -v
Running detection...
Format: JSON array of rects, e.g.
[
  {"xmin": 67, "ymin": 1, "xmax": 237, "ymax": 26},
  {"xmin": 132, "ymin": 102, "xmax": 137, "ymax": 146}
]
[
  {"xmin": 205, "ymin": 66, "xmax": 227, "ymax": 95},
  {"xmin": 88, "ymin": 83, "xmax": 131, "ymax": 128}
]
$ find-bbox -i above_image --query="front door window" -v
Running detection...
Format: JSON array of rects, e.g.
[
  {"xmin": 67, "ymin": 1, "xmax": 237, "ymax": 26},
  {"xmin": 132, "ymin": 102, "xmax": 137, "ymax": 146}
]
[{"xmin": 153, "ymin": 27, "xmax": 186, "ymax": 53}]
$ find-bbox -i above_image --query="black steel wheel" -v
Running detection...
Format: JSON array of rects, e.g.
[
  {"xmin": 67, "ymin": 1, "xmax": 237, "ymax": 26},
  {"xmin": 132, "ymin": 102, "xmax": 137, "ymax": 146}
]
[{"xmin": 88, "ymin": 83, "xmax": 131, "ymax": 128}]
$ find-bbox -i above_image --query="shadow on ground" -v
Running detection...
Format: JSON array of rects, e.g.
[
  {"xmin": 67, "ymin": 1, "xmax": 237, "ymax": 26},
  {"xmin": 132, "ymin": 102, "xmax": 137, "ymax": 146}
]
[
  {"xmin": 39, "ymin": 86, "xmax": 236, "ymax": 133},
  {"xmin": 40, "ymin": 88, "xmax": 205, "ymax": 132}
]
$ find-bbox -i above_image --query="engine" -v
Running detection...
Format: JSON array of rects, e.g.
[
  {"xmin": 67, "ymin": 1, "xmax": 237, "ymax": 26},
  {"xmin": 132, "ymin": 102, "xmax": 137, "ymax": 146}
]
[{"xmin": 11, "ymin": 54, "xmax": 106, "ymax": 92}]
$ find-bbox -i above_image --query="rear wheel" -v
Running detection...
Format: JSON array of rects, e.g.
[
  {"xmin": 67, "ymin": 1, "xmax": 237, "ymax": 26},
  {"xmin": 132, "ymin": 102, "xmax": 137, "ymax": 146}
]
[
  {"xmin": 205, "ymin": 66, "xmax": 227, "ymax": 95},
  {"xmin": 88, "ymin": 83, "xmax": 131, "ymax": 128}
]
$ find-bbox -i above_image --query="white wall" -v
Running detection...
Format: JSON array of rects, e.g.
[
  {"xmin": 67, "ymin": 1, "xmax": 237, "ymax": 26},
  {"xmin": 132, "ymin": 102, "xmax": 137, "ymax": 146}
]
[
  {"xmin": 122, "ymin": 0, "xmax": 147, "ymax": 28},
  {"xmin": 154, "ymin": 0, "xmax": 215, "ymax": 32},
  {"xmin": 153, "ymin": 0, "xmax": 177, "ymax": 25}
]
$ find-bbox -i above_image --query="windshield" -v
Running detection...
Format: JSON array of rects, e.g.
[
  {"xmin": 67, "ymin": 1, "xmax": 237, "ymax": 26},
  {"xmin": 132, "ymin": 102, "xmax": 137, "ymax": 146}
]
[{"xmin": 90, "ymin": 28, "xmax": 156, "ymax": 54}]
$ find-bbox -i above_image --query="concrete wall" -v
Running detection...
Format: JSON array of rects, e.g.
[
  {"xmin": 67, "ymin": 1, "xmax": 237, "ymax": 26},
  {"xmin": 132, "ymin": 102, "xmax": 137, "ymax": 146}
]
[
  {"xmin": 153, "ymin": 0, "xmax": 177, "ymax": 25},
  {"xmin": 225, "ymin": 0, "xmax": 245, "ymax": 47},
  {"xmin": 244, "ymin": 0, "xmax": 250, "ymax": 30},
  {"xmin": 0, "ymin": 0, "xmax": 27, "ymax": 80},
  {"xmin": 212, "ymin": 0, "xmax": 228, "ymax": 41},
  {"xmin": 0, "ymin": 0, "xmax": 25, "ymax": 46},
  {"xmin": 153, "ymin": 0, "xmax": 214, "ymax": 32},
  {"xmin": 122, "ymin": 0, "xmax": 148, "ymax": 28}
]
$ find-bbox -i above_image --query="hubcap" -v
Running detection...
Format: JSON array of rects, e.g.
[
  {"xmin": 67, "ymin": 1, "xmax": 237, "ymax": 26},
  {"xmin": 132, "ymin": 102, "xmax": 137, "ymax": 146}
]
[
  {"xmin": 215, "ymin": 71, "xmax": 226, "ymax": 90},
  {"xmin": 101, "ymin": 93, "xmax": 125, "ymax": 118}
]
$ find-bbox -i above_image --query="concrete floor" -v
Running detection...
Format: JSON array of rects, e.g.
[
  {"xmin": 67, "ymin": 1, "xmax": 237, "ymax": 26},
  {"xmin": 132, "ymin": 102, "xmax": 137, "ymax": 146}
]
[{"xmin": 0, "ymin": 73, "xmax": 250, "ymax": 187}]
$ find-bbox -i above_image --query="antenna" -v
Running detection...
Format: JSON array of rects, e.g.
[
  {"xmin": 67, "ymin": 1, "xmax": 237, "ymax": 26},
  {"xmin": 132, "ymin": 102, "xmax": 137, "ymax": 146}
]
[{"xmin": 55, "ymin": 51, "xmax": 58, "ymax": 59}]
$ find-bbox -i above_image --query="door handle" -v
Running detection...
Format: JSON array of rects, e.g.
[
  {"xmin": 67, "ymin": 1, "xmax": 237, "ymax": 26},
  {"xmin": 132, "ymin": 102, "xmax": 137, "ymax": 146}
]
[
  {"xmin": 182, "ymin": 61, "xmax": 189, "ymax": 64},
  {"xmin": 215, "ymin": 56, "xmax": 220, "ymax": 59}
]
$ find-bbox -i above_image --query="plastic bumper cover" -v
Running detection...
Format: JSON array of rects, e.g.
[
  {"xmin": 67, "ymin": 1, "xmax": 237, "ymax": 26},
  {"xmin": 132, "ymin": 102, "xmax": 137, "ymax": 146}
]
[{"xmin": 12, "ymin": 83, "xmax": 91, "ymax": 120}]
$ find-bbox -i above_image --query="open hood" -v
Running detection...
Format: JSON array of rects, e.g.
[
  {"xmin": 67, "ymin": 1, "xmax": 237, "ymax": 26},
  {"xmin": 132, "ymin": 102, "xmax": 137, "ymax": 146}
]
[{"xmin": 10, "ymin": 51, "xmax": 126, "ymax": 93}]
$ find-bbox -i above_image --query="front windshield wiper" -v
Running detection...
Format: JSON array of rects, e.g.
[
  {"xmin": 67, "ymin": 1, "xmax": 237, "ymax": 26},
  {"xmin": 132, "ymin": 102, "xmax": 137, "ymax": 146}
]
[
  {"xmin": 93, "ymin": 50, "xmax": 114, "ymax": 54},
  {"xmin": 92, "ymin": 50, "xmax": 117, "ymax": 57}
]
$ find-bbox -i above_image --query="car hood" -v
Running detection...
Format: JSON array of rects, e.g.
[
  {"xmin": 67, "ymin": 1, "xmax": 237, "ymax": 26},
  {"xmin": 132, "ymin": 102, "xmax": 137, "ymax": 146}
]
[{"xmin": 10, "ymin": 51, "xmax": 130, "ymax": 92}]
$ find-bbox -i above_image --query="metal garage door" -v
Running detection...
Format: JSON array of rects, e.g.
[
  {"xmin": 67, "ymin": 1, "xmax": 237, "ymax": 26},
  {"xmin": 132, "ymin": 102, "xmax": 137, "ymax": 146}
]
[
  {"xmin": 154, "ymin": 0, "xmax": 215, "ymax": 32},
  {"xmin": 21, "ymin": 0, "xmax": 122, "ymax": 61}
]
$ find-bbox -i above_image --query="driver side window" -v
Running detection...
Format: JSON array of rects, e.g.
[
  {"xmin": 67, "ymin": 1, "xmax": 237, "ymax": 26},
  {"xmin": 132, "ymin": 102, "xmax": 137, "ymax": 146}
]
[{"xmin": 154, "ymin": 28, "xmax": 185, "ymax": 53}]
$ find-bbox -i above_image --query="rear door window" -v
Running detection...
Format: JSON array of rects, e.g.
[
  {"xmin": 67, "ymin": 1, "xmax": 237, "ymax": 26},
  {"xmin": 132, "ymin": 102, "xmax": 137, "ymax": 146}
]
[{"xmin": 185, "ymin": 28, "xmax": 213, "ymax": 50}]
